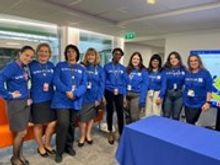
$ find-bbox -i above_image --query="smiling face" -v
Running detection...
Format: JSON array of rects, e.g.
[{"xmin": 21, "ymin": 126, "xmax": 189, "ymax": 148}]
[
  {"xmin": 189, "ymin": 56, "xmax": 200, "ymax": 71},
  {"xmin": 131, "ymin": 54, "xmax": 141, "ymax": 67},
  {"xmin": 87, "ymin": 51, "xmax": 96, "ymax": 64},
  {"xmin": 37, "ymin": 46, "xmax": 50, "ymax": 63},
  {"xmin": 151, "ymin": 59, "xmax": 160, "ymax": 69},
  {"xmin": 112, "ymin": 50, "xmax": 123, "ymax": 63},
  {"xmin": 169, "ymin": 54, "xmax": 180, "ymax": 67},
  {"xmin": 19, "ymin": 49, "xmax": 34, "ymax": 65}
]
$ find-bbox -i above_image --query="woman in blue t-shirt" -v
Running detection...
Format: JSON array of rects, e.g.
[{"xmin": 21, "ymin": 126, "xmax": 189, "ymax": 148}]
[
  {"xmin": 163, "ymin": 51, "xmax": 186, "ymax": 120},
  {"xmin": 184, "ymin": 54, "xmax": 212, "ymax": 124},
  {"xmin": 0, "ymin": 46, "xmax": 34, "ymax": 165},
  {"xmin": 29, "ymin": 43, "xmax": 56, "ymax": 157}
]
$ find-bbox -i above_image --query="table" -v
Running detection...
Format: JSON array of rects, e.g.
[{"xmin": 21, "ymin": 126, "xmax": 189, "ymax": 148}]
[{"xmin": 116, "ymin": 116, "xmax": 220, "ymax": 165}]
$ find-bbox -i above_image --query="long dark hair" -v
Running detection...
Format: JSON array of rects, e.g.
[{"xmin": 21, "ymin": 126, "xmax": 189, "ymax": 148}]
[
  {"xmin": 148, "ymin": 54, "xmax": 162, "ymax": 72},
  {"xmin": 164, "ymin": 51, "xmax": 184, "ymax": 68},
  {"xmin": 127, "ymin": 51, "xmax": 146, "ymax": 74}
]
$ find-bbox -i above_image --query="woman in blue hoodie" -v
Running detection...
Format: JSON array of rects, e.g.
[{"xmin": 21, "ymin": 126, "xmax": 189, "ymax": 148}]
[
  {"xmin": 104, "ymin": 48, "xmax": 127, "ymax": 144},
  {"xmin": 163, "ymin": 51, "xmax": 186, "ymax": 120},
  {"xmin": 51, "ymin": 44, "xmax": 87, "ymax": 163},
  {"xmin": 184, "ymin": 54, "xmax": 212, "ymax": 124},
  {"xmin": 125, "ymin": 52, "xmax": 148, "ymax": 124},
  {"xmin": 0, "ymin": 46, "xmax": 34, "ymax": 165},
  {"xmin": 78, "ymin": 48, "xmax": 105, "ymax": 147},
  {"xmin": 145, "ymin": 54, "xmax": 166, "ymax": 116},
  {"xmin": 29, "ymin": 43, "xmax": 56, "ymax": 157}
]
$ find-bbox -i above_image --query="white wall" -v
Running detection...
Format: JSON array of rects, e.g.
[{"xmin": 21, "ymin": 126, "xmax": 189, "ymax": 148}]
[
  {"xmin": 165, "ymin": 30, "xmax": 220, "ymax": 64},
  {"xmin": 124, "ymin": 43, "xmax": 164, "ymax": 66}
]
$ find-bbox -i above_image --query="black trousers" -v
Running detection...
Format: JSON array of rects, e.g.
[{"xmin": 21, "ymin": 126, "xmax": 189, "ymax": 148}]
[
  {"xmin": 56, "ymin": 109, "xmax": 78, "ymax": 155},
  {"xmin": 184, "ymin": 106, "xmax": 202, "ymax": 125},
  {"xmin": 105, "ymin": 90, "xmax": 124, "ymax": 135},
  {"xmin": 215, "ymin": 108, "xmax": 220, "ymax": 131}
]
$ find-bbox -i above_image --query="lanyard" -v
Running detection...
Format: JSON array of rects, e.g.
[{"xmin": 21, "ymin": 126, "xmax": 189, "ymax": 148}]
[
  {"xmin": 69, "ymin": 64, "xmax": 76, "ymax": 85},
  {"xmin": 39, "ymin": 63, "xmax": 48, "ymax": 77},
  {"xmin": 87, "ymin": 65, "xmax": 97, "ymax": 81},
  {"xmin": 112, "ymin": 63, "xmax": 120, "ymax": 84}
]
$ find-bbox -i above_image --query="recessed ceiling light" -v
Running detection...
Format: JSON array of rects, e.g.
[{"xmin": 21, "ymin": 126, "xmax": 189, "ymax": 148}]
[{"xmin": 147, "ymin": 0, "xmax": 156, "ymax": 5}]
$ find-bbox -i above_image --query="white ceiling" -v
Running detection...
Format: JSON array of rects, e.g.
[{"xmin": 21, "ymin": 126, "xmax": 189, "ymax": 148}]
[{"xmin": 1, "ymin": 0, "xmax": 220, "ymax": 48}]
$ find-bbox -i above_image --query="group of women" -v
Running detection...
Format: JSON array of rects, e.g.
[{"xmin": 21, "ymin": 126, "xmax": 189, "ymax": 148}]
[{"xmin": 0, "ymin": 43, "xmax": 213, "ymax": 164}]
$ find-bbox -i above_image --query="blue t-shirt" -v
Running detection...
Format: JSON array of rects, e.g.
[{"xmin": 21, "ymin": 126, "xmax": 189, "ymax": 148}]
[
  {"xmin": 148, "ymin": 69, "xmax": 166, "ymax": 98},
  {"xmin": 29, "ymin": 60, "xmax": 54, "ymax": 103},
  {"xmin": 83, "ymin": 64, "xmax": 105, "ymax": 104},
  {"xmin": 127, "ymin": 68, "xmax": 148, "ymax": 107},
  {"xmin": 183, "ymin": 69, "xmax": 212, "ymax": 108},
  {"xmin": 0, "ymin": 61, "xmax": 30, "ymax": 100},
  {"xmin": 104, "ymin": 62, "xmax": 127, "ymax": 96}
]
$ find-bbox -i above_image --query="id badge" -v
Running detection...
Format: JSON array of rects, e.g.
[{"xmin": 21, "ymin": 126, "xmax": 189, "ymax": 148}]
[
  {"xmin": 27, "ymin": 80, "xmax": 31, "ymax": 90},
  {"xmin": 127, "ymin": 84, "xmax": 132, "ymax": 91},
  {"xmin": 173, "ymin": 83, "xmax": 177, "ymax": 90},
  {"xmin": 72, "ymin": 85, "xmax": 76, "ymax": 92},
  {"xmin": 43, "ymin": 83, "xmax": 49, "ymax": 92},
  {"xmin": 114, "ymin": 88, "xmax": 119, "ymax": 95},
  {"xmin": 187, "ymin": 89, "xmax": 195, "ymax": 97},
  {"xmin": 87, "ymin": 82, "xmax": 92, "ymax": 89},
  {"xmin": 148, "ymin": 90, "xmax": 154, "ymax": 97}
]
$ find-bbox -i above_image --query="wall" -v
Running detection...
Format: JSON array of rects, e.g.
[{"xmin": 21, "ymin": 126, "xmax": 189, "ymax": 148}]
[
  {"xmin": 124, "ymin": 43, "xmax": 164, "ymax": 66},
  {"xmin": 165, "ymin": 30, "xmax": 220, "ymax": 64}
]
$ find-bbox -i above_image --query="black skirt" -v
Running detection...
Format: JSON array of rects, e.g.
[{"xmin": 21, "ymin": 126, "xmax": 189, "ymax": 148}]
[
  {"xmin": 7, "ymin": 99, "xmax": 30, "ymax": 132},
  {"xmin": 78, "ymin": 103, "xmax": 96, "ymax": 122},
  {"xmin": 31, "ymin": 100, "xmax": 56, "ymax": 124}
]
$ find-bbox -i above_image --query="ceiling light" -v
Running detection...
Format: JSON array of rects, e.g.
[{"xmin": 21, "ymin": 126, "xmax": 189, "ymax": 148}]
[{"xmin": 147, "ymin": 0, "xmax": 156, "ymax": 5}]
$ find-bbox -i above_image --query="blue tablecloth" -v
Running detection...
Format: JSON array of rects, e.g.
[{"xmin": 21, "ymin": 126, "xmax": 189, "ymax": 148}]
[{"xmin": 116, "ymin": 116, "xmax": 220, "ymax": 165}]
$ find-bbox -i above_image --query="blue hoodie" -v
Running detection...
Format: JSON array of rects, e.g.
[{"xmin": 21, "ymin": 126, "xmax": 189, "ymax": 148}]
[
  {"xmin": 29, "ymin": 60, "xmax": 54, "ymax": 103},
  {"xmin": 127, "ymin": 68, "xmax": 148, "ymax": 107},
  {"xmin": 183, "ymin": 69, "xmax": 212, "ymax": 108},
  {"xmin": 0, "ymin": 61, "xmax": 30, "ymax": 100},
  {"xmin": 83, "ymin": 64, "xmax": 105, "ymax": 104},
  {"xmin": 148, "ymin": 69, "xmax": 167, "ymax": 98},
  {"xmin": 164, "ymin": 67, "xmax": 186, "ymax": 90},
  {"xmin": 51, "ymin": 61, "xmax": 87, "ymax": 110},
  {"xmin": 104, "ymin": 62, "xmax": 127, "ymax": 96}
]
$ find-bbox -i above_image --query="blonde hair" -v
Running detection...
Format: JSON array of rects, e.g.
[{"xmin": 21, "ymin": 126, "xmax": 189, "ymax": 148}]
[
  {"xmin": 83, "ymin": 48, "xmax": 100, "ymax": 65},
  {"xmin": 36, "ymin": 43, "xmax": 52, "ymax": 58}
]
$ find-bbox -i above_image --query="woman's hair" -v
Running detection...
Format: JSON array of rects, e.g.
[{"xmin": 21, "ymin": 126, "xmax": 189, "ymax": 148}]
[
  {"xmin": 187, "ymin": 54, "xmax": 205, "ymax": 71},
  {"xmin": 64, "ymin": 44, "xmax": 80, "ymax": 62},
  {"xmin": 148, "ymin": 54, "xmax": 162, "ymax": 72},
  {"xmin": 36, "ymin": 43, "xmax": 52, "ymax": 58},
  {"xmin": 127, "ymin": 51, "xmax": 146, "ymax": 74},
  {"xmin": 83, "ymin": 48, "xmax": 100, "ymax": 65},
  {"xmin": 20, "ymin": 45, "xmax": 35, "ymax": 54},
  {"xmin": 164, "ymin": 51, "xmax": 183, "ymax": 68}
]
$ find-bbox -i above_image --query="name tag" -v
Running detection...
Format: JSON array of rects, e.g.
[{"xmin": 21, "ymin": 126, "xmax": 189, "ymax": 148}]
[
  {"xmin": 114, "ymin": 88, "xmax": 119, "ymax": 95},
  {"xmin": 187, "ymin": 89, "xmax": 195, "ymax": 97},
  {"xmin": 127, "ymin": 84, "xmax": 132, "ymax": 91},
  {"xmin": 72, "ymin": 85, "xmax": 76, "ymax": 92},
  {"xmin": 173, "ymin": 83, "xmax": 177, "ymax": 90},
  {"xmin": 43, "ymin": 83, "xmax": 49, "ymax": 92},
  {"xmin": 87, "ymin": 82, "xmax": 92, "ymax": 89}
]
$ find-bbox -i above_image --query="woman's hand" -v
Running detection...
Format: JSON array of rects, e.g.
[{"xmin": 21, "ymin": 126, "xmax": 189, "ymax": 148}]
[
  {"xmin": 11, "ymin": 90, "xmax": 21, "ymax": 98},
  {"xmin": 66, "ymin": 91, "xmax": 74, "ymax": 100},
  {"xmin": 202, "ymin": 102, "xmax": 210, "ymax": 112}
]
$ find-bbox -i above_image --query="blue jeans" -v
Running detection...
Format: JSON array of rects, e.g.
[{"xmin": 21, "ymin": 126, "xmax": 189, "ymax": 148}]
[{"xmin": 163, "ymin": 90, "xmax": 183, "ymax": 120}]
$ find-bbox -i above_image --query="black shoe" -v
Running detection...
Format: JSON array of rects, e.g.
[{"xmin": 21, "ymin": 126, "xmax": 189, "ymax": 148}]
[
  {"xmin": 37, "ymin": 148, "xmax": 48, "ymax": 157},
  {"xmin": 78, "ymin": 141, "xmax": 84, "ymax": 147},
  {"xmin": 45, "ymin": 147, "xmax": 56, "ymax": 155},
  {"xmin": 65, "ymin": 148, "xmax": 76, "ymax": 156},
  {"xmin": 55, "ymin": 154, "xmax": 62, "ymax": 163},
  {"xmin": 20, "ymin": 158, "xmax": 29, "ymax": 165},
  {"xmin": 10, "ymin": 156, "xmax": 24, "ymax": 165},
  {"xmin": 86, "ymin": 138, "xmax": 93, "ymax": 145},
  {"xmin": 108, "ymin": 132, "xmax": 115, "ymax": 145}
]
